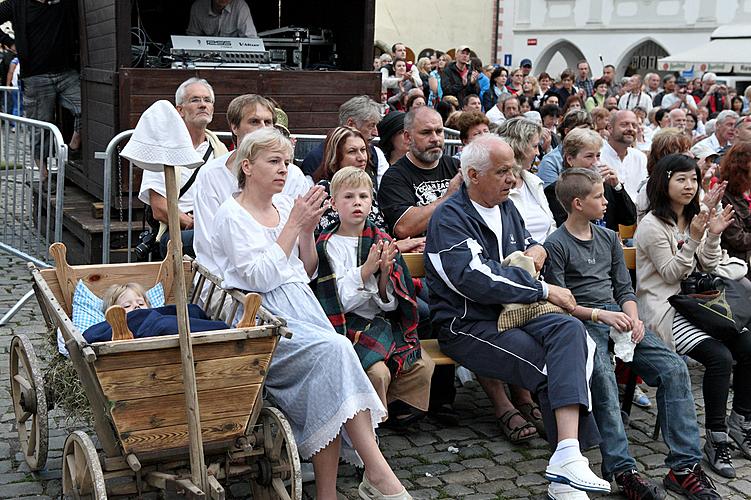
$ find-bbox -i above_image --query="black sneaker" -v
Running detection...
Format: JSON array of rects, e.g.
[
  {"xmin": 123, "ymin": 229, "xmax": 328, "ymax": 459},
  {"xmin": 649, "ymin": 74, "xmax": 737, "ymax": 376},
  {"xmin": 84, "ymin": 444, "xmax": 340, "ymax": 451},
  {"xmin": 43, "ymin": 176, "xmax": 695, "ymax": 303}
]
[
  {"xmin": 615, "ymin": 469, "xmax": 666, "ymax": 500},
  {"xmin": 703, "ymin": 430, "xmax": 735, "ymax": 478},
  {"xmin": 663, "ymin": 464, "xmax": 721, "ymax": 500}
]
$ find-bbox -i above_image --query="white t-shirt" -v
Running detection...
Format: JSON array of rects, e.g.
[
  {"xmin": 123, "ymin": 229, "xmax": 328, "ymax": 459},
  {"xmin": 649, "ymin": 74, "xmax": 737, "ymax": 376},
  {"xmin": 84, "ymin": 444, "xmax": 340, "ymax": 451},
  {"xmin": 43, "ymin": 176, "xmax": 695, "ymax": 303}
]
[
  {"xmin": 485, "ymin": 105, "xmax": 505, "ymax": 126},
  {"xmin": 138, "ymin": 141, "xmax": 210, "ymax": 214},
  {"xmin": 374, "ymin": 146, "xmax": 390, "ymax": 187},
  {"xmin": 471, "ymin": 199, "xmax": 504, "ymax": 259},
  {"xmin": 600, "ymin": 141, "xmax": 647, "ymax": 202},
  {"xmin": 512, "ymin": 182, "xmax": 551, "ymax": 244}
]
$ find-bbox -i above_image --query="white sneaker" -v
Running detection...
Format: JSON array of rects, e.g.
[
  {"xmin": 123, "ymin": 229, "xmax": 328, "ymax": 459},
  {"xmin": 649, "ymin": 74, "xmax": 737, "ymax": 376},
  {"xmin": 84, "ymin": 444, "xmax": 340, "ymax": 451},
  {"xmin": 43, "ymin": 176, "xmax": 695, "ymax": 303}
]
[
  {"xmin": 632, "ymin": 385, "xmax": 652, "ymax": 408},
  {"xmin": 547, "ymin": 482, "xmax": 590, "ymax": 499},
  {"xmin": 545, "ymin": 456, "xmax": 611, "ymax": 493}
]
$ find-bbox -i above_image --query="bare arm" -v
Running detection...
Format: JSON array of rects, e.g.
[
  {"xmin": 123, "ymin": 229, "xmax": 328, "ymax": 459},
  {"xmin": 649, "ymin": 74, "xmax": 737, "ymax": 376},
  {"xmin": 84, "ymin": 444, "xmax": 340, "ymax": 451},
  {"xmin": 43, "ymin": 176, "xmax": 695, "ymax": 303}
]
[
  {"xmin": 148, "ymin": 190, "xmax": 193, "ymax": 229},
  {"xmin": 6, "ymin": 61, "xmax": 16, "ymax": 86}
]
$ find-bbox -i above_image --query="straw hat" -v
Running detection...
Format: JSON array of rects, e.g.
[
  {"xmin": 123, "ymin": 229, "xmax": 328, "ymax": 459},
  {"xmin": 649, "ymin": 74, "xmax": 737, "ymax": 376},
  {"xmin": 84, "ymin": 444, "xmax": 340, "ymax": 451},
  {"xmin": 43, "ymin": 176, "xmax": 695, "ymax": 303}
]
[{"xmin": 121, "ymin": 100, "xmax": 204, "ymax": 172}]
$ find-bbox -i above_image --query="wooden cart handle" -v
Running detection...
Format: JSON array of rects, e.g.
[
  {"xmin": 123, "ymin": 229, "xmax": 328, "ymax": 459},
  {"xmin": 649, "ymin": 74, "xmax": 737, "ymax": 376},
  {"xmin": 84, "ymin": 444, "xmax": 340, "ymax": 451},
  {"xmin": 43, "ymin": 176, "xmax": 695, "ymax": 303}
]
[
  {"xmin": 105, "ymin": 306, "xmax": 134, "ymax": 341},
  {"xmin": 49, "ymin": 242, "xmax": 76, "ymax": 314},
  {"xmin": 237, "ymin": 293, "xmax": 262, "ymax": 328}
]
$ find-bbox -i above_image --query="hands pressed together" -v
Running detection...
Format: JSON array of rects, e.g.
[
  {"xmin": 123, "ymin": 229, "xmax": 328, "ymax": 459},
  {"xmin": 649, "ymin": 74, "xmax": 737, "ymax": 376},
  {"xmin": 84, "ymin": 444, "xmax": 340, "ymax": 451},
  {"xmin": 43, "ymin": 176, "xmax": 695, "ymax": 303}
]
[{"xmin": 361, "ymin": 240, "xmax": 398, "ymax": 283}]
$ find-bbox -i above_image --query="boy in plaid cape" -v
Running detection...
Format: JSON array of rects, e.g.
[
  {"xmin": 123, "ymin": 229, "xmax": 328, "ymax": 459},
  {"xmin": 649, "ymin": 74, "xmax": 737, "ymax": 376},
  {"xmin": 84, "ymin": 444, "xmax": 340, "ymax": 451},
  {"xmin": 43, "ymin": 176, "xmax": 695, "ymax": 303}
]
[{"xmin": 315, "ymin": 167, "xmax": 434, "ymax": 427}]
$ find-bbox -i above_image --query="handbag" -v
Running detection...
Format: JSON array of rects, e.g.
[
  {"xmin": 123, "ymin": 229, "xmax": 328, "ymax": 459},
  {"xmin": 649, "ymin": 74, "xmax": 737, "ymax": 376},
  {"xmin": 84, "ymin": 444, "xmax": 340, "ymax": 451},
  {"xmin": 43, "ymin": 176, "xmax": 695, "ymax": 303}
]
[
  {"xmin": 713, "ymin": 250, "xmax": 749, "ymax": 280},
  {"xmin": 669, "ymin": 272, "xmax": 740, "ymax": 343}
]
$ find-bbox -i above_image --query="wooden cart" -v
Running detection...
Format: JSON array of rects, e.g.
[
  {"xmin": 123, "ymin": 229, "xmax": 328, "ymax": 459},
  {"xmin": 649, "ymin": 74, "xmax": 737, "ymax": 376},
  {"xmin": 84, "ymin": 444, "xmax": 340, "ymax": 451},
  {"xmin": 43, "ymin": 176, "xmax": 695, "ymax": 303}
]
[{"xmin": 10, "ymin": 242, "xmax": 301, "ymax": 499}]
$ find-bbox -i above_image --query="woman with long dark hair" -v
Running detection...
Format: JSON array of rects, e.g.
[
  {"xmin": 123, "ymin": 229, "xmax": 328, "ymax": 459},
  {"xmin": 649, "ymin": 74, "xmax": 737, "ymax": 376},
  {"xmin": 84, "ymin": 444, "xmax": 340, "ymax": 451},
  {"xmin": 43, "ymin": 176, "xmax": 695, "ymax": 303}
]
[{"xmin": 636, "ymin": 154, "xmax": 751, "ymax": 479}]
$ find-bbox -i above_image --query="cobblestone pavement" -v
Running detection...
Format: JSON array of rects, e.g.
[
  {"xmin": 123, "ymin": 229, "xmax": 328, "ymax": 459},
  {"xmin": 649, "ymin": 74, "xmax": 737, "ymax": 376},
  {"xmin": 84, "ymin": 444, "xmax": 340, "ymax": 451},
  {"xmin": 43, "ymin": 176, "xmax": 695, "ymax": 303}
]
[{"xmin": 0, "ymin": 253, "xmax": 749, "ymax": 499}]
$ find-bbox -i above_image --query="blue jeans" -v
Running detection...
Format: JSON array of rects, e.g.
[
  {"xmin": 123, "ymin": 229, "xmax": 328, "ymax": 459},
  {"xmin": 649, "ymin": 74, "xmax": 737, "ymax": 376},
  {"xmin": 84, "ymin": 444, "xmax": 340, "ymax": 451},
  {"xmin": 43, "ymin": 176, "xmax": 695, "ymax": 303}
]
[{"xmin": 586, "ymin": 304, "xmax": 702, "ymax": 479}]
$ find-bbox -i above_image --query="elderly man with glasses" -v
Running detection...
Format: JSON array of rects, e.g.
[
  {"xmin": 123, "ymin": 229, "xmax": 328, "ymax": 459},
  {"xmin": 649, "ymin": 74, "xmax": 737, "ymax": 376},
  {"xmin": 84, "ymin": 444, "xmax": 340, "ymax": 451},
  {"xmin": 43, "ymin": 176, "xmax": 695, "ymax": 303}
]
[{"xmin": 137, "ymin": 77, "xmax": 229, "ymax": 259}]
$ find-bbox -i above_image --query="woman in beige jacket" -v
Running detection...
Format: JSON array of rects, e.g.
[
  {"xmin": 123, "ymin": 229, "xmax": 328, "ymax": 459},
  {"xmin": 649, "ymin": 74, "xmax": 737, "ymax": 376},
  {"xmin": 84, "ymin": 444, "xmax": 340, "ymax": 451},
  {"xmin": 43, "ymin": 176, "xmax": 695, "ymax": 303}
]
[{"xmin": 636, "ymin": 153, "xmax": 751, "ymax": 479}]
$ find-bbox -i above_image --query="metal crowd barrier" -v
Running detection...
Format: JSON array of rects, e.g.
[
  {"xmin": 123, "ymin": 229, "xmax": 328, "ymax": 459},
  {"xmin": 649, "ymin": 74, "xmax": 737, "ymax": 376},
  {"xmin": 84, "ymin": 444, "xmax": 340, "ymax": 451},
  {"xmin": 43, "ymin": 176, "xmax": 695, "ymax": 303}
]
[
  {"xmin": 0, "ymin": 113, "xmax": 67, "ymax": 260},
  {"xmin": 0, "ymin": 112, "xmax": 68, "ymax": 325},
  {"xmin": 98, "ymin": 130, "xmax": 462, "ymax": 264}
]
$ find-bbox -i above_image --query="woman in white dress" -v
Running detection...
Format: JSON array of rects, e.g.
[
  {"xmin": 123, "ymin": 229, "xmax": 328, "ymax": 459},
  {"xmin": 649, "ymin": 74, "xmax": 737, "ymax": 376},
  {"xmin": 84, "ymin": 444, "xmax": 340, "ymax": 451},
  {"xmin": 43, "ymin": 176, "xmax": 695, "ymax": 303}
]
[{"xmin": 209, "ymin": 129, "xmax": 411, "ymax": 500}]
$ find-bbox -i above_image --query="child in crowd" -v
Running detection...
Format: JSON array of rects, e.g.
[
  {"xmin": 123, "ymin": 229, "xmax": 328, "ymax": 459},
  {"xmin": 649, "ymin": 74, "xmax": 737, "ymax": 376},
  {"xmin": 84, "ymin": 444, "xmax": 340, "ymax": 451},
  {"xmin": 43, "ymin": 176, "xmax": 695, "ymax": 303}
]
[
  {"xmin": 102, "ymin": 283, "xmax": 150, "ymax": 313},
  {"xmin": 637, "ymin": 154, "xmax": 751, "ymax": 479},
  {"xmin": 315, "ymin": 167, "xmax": 434, "ymax": 428},
  {"xmin": 544, "ymin": 168, "xmax": 717, "ymax": 500}
]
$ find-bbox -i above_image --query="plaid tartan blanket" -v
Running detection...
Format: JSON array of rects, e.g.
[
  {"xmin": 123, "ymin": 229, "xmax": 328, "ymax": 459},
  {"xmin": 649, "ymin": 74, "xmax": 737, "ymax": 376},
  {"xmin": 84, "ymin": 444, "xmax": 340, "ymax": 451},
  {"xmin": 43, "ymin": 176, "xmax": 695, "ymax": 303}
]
[{"xmin": 315, "ymin": 220, "xmax": 421, "ymax": 374}]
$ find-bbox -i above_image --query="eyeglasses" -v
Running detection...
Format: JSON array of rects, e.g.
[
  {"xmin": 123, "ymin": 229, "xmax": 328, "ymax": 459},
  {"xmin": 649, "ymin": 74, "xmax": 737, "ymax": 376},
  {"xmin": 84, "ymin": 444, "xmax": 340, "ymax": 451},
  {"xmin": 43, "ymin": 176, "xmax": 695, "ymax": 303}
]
[{"xmin": 187, "ymin": 96, "xmax": 214, "ymax": 105}]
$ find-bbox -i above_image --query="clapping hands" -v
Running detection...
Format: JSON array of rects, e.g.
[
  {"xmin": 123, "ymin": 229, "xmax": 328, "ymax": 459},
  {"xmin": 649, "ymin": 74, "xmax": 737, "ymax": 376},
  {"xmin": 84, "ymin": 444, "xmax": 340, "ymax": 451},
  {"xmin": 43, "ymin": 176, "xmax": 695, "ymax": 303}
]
[
  {"xmin": 690, "ymin": 205, "xmax": 734, "ymax": 240},
  {"xmin": 289, "ymin": 185, "xmax": 329, "ymax": 233},
  {"xmin": 708, "ymin": 204, "xmax": 734, "ymax": 235},
  {"xmin": 361, "ymin": 240, "xmax": 398, "ymax": 281}
]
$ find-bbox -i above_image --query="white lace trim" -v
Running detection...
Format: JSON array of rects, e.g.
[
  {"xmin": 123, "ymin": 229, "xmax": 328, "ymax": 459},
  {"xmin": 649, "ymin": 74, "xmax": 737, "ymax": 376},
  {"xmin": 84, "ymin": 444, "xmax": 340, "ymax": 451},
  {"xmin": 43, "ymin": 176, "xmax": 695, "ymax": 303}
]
[{"xmin": 297, "ymin": 391, "xmax": 387, "ymax": 465}]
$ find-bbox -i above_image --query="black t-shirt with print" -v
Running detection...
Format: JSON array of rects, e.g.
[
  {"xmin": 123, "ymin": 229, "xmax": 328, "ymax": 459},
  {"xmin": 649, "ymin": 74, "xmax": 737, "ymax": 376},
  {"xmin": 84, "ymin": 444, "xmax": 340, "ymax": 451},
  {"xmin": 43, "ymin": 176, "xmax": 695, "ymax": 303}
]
[{"xmin": 377, "ymin": 154, "xmax": 459, "ymax": 235}]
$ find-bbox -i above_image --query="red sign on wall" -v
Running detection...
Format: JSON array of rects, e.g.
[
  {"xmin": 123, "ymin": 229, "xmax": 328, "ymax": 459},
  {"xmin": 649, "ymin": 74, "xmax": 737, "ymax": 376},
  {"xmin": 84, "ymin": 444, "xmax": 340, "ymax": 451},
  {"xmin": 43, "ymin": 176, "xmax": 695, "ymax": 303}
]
[{"xmin": 527, "ymin": 38, "xmax": 538, "ymax": 46}]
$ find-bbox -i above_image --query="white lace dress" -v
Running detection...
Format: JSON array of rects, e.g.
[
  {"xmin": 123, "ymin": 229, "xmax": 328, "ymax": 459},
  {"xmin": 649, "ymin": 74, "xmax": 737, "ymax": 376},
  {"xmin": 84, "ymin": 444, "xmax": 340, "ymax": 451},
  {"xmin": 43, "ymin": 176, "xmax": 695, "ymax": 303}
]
[{"xmin": 209, "ymin": 194, "xmax": 386, "ymax": 462}]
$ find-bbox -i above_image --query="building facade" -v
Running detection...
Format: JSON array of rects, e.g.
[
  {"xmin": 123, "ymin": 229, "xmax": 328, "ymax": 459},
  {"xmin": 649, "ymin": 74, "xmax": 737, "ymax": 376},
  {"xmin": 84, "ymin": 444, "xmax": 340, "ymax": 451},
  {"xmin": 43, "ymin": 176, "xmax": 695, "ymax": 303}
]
[{"xmin": 507, "ymin": 0, "xmax": 750, "ymax": 78}]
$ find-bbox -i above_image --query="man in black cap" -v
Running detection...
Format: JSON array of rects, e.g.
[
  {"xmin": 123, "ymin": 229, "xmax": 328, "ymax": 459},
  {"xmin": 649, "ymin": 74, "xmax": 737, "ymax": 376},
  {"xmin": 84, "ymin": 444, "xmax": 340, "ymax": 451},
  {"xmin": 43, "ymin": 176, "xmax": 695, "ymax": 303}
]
[{"xmin": 520, "ymin": 58, "xmax": 533, "ymax": 76}]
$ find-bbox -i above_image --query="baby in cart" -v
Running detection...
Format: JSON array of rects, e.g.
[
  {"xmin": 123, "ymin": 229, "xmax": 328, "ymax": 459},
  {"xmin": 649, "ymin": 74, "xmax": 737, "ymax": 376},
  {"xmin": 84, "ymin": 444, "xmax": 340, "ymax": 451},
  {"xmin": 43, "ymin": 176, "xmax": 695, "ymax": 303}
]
[
  {"xmin": 57, "ymin": 280, "xmax": 230, "ymax": 354},
  {"xmin": 81, "ymin": 283, "xmax": 230, "ymax": 343}
]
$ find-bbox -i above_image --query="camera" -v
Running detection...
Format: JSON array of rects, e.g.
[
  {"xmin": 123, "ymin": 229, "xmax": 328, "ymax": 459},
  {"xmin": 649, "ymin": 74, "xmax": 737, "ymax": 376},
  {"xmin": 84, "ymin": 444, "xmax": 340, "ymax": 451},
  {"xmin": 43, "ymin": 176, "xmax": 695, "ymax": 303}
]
[
  {"xmin": 681, "ymin": 272, "xmax": 723, "ymax": 295},
  {"xmin": 134, "ymin": 229, "xmax": 158, "ymax": 261}
]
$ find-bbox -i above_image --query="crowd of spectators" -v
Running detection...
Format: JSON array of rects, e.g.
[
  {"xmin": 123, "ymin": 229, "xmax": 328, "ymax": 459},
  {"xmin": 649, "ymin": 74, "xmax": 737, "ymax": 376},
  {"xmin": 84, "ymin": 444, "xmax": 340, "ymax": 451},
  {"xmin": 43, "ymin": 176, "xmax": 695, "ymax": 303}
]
[
  {"xmin": 52, "ymin": 34, "xmax": 751, "ymax": 500},
  {"xmin": 133, "ymin": 49, "xmax": 751, "ymax": 496}
]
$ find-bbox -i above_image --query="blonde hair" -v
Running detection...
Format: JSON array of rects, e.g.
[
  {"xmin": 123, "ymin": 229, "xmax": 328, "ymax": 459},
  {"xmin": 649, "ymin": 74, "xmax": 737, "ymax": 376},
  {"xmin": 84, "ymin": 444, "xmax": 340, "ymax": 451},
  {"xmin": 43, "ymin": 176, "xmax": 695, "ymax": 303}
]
[
  {"xmin": 590, "ymin": 107, "xmax": 610, "ymax": 129},
  {"xmin": 329, "ymin": 166, "xmax": 373, "ymax": 199},
  {"xmin": 523, "ymin": 75, "xmax": 540, "ymax": 95},
  {"xmin": 102, "ymin": 283, "xmax": 150, "ymax": 311},
  {"xmin": 562, "ymin": 128, "xmax": 603, "ymax": 167},
  {"xmin": 235, "ymin": 128, "xmax": 294, "ymax": 189},
  {"xmin": 495, "ymin": 117, "xmax": 543, "ymax": 173},
  {"xmin": 417, "ymin": 57, "xmax": 431, "ymax": 73}
]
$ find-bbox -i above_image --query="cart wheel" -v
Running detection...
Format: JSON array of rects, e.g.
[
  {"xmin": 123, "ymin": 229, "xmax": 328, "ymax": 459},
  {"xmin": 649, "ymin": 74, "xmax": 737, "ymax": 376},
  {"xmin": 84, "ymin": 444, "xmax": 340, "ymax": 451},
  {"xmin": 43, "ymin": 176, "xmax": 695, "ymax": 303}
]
[
  {"xmin": 62, "ymin": 430, "xmax": 107, "ymax": 499},
  {"xmin": 10, "ymin": 334, "xmax": 48, "ymax": 471},
  {"xmin": 250, "ymin": 407, "xmax": 302, "ymax": 500}
]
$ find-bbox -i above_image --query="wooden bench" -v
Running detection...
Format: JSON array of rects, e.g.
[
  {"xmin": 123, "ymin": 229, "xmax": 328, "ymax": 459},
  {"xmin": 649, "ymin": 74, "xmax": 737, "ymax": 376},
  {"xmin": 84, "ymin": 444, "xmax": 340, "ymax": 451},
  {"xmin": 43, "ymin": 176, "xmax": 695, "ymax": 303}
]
[
  {"xmin": 618, "ymin": 224, "xmax": 637, "ymax": 241},
  {"xmin": 402, "ymin": 253, "xmax": 457, "ymax": 366},
  {"xmin": 623, "ymin": 246, "xmax": 636, "ymax": 271}
]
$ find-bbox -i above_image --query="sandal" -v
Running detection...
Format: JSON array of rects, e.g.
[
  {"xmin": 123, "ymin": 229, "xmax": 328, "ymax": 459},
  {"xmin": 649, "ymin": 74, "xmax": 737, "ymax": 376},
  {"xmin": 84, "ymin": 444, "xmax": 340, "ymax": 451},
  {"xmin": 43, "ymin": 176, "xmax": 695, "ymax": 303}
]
[
  {"xmin": 517, "ymin": 402, "xmax": 547, "ymax": 439},
  {"xmin": 498, "ymin": 409, "xmax": 538, "ymax": 444}
]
